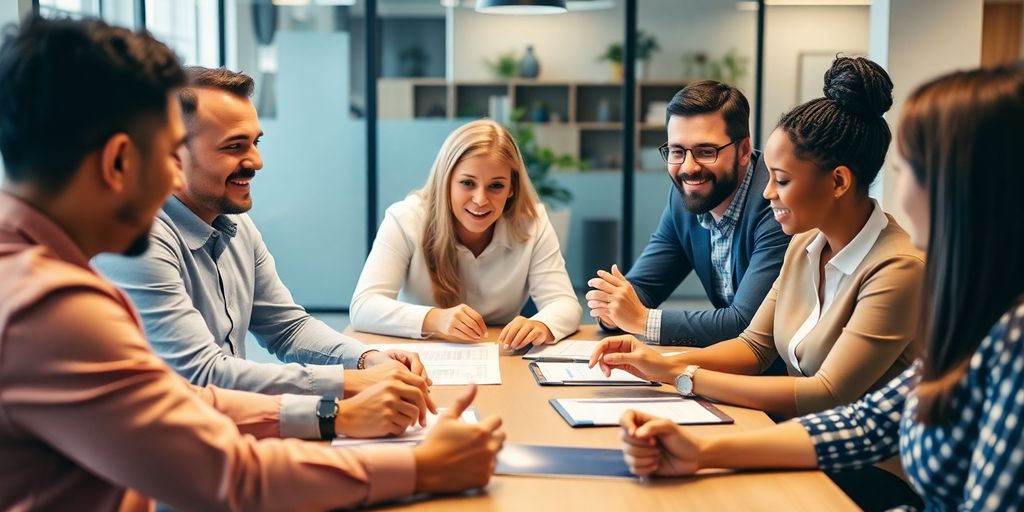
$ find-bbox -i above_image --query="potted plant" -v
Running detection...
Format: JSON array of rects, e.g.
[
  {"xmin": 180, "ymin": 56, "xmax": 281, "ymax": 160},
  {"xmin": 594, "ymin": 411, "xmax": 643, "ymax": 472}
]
[
  {"xmin": 598, "ymin": 30, "xmax": 660, "ymax": 81},
  {"xmin": 484, "ymin": 51, "xmax": 519, "ymax": 80},
  {"xmin": 508, "ymin": 109, "xmax": 587, "ymax": 249}
]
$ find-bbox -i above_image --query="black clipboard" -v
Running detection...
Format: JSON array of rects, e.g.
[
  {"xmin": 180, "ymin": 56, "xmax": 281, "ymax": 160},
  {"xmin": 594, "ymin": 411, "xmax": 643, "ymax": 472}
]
[
  {"xmin": 528, "ymin": 360, "xmax": 659, "ymax": 386},
  {"xmin": 549, "ymin": 397, "xmax": 734, "ymax": 427},
  {"xmin": 495, "ymin": 444, "xmax": 635, "ymax": 479}
]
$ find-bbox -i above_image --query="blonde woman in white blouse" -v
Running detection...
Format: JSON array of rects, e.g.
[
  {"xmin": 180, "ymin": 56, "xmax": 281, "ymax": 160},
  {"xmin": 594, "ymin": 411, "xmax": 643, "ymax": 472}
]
[{"xmin": 351, "ymin": 119, "xmax": 582, "ymax": 348}]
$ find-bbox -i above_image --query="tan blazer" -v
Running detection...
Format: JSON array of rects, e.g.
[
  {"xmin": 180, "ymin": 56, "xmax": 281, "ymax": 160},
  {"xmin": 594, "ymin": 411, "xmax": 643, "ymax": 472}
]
[{"xmin": 739, "ymin": 213, "xmax": 924, "ymax": 415}]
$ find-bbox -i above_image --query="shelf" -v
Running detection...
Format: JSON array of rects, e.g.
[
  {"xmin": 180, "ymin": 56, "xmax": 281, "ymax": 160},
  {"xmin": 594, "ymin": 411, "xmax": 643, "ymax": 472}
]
[
  {"xmin": 380, "ymin": 78, "xmax": 693, "ymax": 170},
  {"xmin": 576, "ymin": 122, "xmax": 622, "ymax": 130}
]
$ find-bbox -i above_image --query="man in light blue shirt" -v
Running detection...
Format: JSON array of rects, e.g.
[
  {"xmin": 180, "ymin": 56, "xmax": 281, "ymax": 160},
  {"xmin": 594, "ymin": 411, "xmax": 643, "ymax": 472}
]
[{"xmin": 95, "ymin": 67, "xmax": 434, "ymax": 440}]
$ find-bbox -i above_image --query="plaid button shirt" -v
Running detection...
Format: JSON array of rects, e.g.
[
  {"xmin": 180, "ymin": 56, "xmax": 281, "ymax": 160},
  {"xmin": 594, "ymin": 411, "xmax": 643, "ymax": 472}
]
[{"xmin": 695, "ymin": 159, "xmax": 754, "ymax": 305}]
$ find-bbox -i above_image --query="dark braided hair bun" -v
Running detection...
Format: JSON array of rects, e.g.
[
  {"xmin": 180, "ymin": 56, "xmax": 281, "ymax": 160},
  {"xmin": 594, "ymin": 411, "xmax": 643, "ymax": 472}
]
[
  {"xmin": 823, "ymin": 56, "xmax": 893, "ymax": 117},
  {"xmin": 777, "ymin": 56, "xmax": 894, "ymax": 192}
]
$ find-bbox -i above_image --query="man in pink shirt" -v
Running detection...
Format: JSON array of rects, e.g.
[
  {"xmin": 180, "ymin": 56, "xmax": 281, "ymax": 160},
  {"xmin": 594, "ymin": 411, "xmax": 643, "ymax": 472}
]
[{"xmin": 0, "ymin": 15, "xmax": 504, "ymax": 511}]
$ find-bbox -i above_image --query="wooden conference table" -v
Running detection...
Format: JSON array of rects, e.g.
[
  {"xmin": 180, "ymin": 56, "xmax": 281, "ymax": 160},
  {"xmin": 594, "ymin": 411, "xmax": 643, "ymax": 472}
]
[{"xmin": 343, "ymin": 325, "xmax": 858, "ymax": 511}]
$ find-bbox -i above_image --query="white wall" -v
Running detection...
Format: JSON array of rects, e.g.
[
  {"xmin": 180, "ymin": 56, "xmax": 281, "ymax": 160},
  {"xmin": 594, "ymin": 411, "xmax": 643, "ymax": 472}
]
[
  {"xmin": 761, "ymin": 6, "xmax": 870, "ymax": 142},
  {"xmin": 870, "ymin": 0, "xmax": 983, "ymax": 231}
]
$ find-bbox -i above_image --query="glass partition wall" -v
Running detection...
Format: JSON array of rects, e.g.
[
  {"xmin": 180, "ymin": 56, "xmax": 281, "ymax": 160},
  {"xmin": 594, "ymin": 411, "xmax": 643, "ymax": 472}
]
[{"xmin": 26, "ymin": 0, "xmax": 842, "ymax": 315}]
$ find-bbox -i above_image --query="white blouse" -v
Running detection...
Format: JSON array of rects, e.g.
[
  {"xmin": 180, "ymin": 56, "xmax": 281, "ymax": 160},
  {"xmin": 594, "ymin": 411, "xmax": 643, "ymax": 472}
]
[
  {"xmin": 350, "ymin": 194, "xmax": 582, "ymax": 340},
  {"xmin": 786, "ymin": 200, "xmax": 889, "ymax": 374}
]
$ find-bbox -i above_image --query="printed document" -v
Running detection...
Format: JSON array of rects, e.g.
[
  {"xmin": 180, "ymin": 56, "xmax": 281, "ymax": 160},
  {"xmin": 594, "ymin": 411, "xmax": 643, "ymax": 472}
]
[{"xmin": 371, "ymin": 342, "xmax": 501, "ymax": 385}]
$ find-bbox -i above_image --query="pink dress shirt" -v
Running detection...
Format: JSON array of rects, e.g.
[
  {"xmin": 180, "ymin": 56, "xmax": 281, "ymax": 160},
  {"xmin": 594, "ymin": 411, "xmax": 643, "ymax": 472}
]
[{"xmin": 0, "ymin": 192, "xmax": 415, "ymax": 511}]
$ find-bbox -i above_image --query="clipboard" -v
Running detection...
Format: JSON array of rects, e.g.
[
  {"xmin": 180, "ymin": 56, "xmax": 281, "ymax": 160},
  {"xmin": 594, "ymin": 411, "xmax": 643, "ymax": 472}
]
[
  {"xmin": 528, "ymin": 361, "xmax": 659, "ymax": 386},
  {"xmin": 549, "ymin": 397, "xmax": 733, "ymax": 427},
  {"xmin": 495, "ymin": 444, "xmax": 635, "ymax": 479}
]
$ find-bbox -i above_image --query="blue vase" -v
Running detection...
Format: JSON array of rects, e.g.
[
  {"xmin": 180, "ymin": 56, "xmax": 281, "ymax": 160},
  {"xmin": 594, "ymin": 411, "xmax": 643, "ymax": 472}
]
[{"xmin": 520, "ymin": 46, "xmax": 540, "ymax": 79}]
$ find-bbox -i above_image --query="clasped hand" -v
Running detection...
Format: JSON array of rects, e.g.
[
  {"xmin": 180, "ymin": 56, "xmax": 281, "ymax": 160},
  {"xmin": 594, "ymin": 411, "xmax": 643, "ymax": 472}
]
[{"xmin": 586, "ymin": 264, "xmax": 649, "ymax": 334}]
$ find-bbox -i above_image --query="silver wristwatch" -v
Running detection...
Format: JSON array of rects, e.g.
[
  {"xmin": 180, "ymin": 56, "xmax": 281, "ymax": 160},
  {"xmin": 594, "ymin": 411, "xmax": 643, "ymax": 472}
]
[{"xmin": 674, "ymin": 365, "xmax": 700, "ymax": 397}]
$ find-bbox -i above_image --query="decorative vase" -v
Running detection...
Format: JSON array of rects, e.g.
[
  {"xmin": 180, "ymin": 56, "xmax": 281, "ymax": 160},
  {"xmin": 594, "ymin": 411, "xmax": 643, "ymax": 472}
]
[
  {"xmin": 611, "ymin": 62, "xmax": 623, "ymax": 81},
  {"xmin": 519, "ymin": 45, "xmax": 540, "ymax": 79}
]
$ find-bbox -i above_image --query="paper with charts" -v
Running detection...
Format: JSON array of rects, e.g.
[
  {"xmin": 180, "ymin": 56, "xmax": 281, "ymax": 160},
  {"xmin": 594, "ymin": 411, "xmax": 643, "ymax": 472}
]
[
  {"xmin": 331, "ymin": 408, "xmax": 478, "ymax": 448},
  {"xmin": 523, "ymin": 340, "xmax": 601, "ymax": 362},
  {"xmin": 371, "ymin": 342, "xmax": 501, "ymax": 385}
]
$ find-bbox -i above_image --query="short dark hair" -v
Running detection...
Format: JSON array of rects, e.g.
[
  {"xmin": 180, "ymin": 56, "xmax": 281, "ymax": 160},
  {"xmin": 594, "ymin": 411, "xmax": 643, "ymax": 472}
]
[
  {"xmin": 178, "ymin": 67, "xmax": 255, "ymax": 131},
  {"xmin": 0, "ymin": 16, "xmax": 185, "ymax": 192},
  {"xmin": 665, "ymin": 80, "xmax": 751, "ymax": 142},
  {"xmin": 776, "ymin": 56, "xmax": 893, "ymax": 193}
]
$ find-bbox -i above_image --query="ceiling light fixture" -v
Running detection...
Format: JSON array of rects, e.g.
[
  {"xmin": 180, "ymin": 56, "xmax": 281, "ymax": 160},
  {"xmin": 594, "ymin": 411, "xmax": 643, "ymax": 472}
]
[{"xmin": 475, "ymin": 0, "xmax": 568, "ymax": 15}]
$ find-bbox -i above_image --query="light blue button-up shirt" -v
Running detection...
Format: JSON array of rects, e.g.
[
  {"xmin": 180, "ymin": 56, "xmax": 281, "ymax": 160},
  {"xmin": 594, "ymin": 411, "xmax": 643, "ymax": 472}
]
[{"xmin": 94, "ymin": 196, "xmax": 368, "ymax": 438}]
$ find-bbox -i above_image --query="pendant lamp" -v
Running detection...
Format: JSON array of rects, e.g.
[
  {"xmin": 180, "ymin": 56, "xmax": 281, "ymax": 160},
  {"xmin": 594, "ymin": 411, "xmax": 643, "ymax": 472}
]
[{"xmin": 475, "ymin": 0, "xmax": 568, "ymax": 15}]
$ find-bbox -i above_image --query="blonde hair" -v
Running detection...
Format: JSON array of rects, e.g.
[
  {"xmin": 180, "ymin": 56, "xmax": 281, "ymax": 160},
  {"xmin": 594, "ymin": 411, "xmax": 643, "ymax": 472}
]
[{"xmin": 418, "ymin": 119, "xmax": 540, "ymax": 308}]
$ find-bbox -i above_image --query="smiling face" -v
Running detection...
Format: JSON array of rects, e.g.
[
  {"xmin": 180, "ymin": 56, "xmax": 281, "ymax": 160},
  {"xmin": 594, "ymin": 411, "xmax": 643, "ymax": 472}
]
[
  {"xmin": 176, "ymin": 87, "xmax": 263, "ymax": 224},
  {"xmin": 665, "ymin": 112, "xmax": 750, "ymax": 215},
  {"xmin": 448, "ymin": 153, "xmax": 514, "ymax": 247},
  {"xmin": 762, "ymin": 127, "xmax": 841, "ymax": 235}
]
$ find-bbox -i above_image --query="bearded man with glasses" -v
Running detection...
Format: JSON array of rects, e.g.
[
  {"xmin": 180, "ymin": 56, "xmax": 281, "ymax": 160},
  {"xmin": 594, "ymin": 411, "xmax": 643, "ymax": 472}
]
[{"xmin": 586, "ymin": 81, "xmax": 790, "ymax": 350}]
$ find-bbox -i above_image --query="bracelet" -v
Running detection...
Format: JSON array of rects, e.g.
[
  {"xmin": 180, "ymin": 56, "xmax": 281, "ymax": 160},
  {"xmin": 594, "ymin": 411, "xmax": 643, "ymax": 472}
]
[{"xmin": 357, "ymin": 349, "xmax": 380, "ymax": 370}]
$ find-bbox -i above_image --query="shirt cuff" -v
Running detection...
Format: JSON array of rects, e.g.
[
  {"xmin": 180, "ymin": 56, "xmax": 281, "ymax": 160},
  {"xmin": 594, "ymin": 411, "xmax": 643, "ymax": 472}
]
[
  {"xmin": 304, "ymin": 364, "xmax": 345, "ymax": 397},
  {"xmin": 279, "ymin": 394, "xmax": 321, "ymax": 439},
  {"xmin": 644, "ymin": 309, "xmax": 662, "ymax": 344},
  {"xmin": 351, "ymin": 444, "xmax": 417, "ymax": 504}
]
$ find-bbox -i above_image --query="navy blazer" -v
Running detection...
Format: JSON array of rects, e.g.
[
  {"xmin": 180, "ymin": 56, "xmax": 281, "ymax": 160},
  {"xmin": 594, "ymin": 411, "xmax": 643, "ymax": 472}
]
[{"xmin": 624, "ymin": 151, "xmax": 790, "ymax": 346}]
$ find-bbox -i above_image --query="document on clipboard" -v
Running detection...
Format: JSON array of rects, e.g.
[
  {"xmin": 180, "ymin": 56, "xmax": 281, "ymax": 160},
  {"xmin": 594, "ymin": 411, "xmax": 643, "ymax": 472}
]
[
  {"xmin": 522, "ymin": 340, "xmax": 601, "ymax": 362},
  {"xmin": 549, "ymin": 397, "xmax": 733, "ymax": 427},
  {"xmin": 528, "ymin": 361, "xmax": 658, "ymax": 386}
]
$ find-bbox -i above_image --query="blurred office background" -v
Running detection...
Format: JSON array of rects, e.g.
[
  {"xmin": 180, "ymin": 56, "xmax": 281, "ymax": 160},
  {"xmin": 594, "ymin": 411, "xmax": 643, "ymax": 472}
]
[{"xmin": 1, "ymin": 0, "xmax": 1018, "ymax": 323}]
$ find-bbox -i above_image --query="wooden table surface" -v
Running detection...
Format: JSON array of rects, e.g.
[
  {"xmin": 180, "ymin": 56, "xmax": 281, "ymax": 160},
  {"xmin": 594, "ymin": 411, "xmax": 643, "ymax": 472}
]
[{"xmin": 344, "ymin": 325, "xmax": 858, "ymax": 511}]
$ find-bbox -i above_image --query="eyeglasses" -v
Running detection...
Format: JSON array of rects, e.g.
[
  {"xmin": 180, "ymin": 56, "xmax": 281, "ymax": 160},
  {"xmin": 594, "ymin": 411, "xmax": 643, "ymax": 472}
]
[{"xmin": 658, "ymin": 139, "xmax": 740, "ymax": 165}]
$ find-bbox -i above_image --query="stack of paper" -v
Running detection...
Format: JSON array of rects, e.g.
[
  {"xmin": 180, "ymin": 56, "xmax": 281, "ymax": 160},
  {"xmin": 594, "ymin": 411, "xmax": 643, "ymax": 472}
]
[{"xmin": 370, "ymin": 342, "xmax": 501, "ymax": 385}]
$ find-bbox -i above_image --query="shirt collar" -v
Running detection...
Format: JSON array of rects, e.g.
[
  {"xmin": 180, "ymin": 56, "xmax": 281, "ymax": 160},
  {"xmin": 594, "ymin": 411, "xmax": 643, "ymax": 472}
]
[
  {"xmin": 697, "ymin": 157, "xmax": 755, "ymax": 230},
  {"xmin": 456, "ymin": 213, "xmax": 513, "ymax": 255},
  {"xmin": 163, "ymin": 195, "xmax": 238, "ymax": 251},
  {"xmin": 0, "ymin": 191, "xmax": 91, "ymax": 269},
  {"xmin": 806, "ymin": 199, "xmax": 889, "ymax": 275}
]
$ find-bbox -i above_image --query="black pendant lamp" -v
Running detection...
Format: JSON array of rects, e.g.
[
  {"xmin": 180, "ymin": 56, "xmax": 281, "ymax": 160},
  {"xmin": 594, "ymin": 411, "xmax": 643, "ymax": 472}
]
[{"xmin": 475, "ymin": 0, "xmax": 568, "ymax": 15}]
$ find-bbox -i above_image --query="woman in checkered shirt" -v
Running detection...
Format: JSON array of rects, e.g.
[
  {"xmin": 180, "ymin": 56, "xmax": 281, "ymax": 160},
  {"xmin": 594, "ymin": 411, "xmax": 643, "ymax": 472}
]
[{"xmin": 618, "ymin": 66, "xmax": 1024, "ymax": 511}]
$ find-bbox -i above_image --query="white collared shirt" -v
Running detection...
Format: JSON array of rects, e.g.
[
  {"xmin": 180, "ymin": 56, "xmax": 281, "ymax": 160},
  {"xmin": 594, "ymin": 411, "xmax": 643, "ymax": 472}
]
[
  {"xmin": 786, "ymin": 200, "xmax": 889, "ymax": 374},
  {"xmin": 349, "ymin": 194, "xmax": 582, "ymax": 341}
]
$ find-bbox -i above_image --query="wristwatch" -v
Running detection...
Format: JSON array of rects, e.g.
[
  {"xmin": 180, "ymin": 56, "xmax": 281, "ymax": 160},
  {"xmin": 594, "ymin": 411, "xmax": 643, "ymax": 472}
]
[
  {"xmin": 674, "ymin": 365, "xmax": 700, "ymax": 397},
  {"xmin": 316, "ymin": 397, "xmax": 339, "ymax": 440}
]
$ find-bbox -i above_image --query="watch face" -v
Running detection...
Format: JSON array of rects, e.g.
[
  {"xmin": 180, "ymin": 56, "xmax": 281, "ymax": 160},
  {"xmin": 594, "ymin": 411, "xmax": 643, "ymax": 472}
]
[{"xmin": 675, "ymin": 374, "xmax": 693, "ymax": 396}]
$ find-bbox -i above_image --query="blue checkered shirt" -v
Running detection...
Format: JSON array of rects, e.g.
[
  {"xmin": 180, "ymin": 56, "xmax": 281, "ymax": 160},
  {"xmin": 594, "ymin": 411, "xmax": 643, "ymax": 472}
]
[
  {"xmin": 696, "ymin": 159, "xmax": 754, "ymax": 305},
  {"xmin": 796, "ymin": 300, "xmax": 1024, "ymax": 510}
]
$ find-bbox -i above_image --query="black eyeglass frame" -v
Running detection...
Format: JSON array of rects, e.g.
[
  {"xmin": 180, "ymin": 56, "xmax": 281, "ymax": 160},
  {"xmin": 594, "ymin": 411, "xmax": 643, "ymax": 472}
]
[{"xmin": 658, "ymin": 139, "xmax": 741, "ymax": 165}]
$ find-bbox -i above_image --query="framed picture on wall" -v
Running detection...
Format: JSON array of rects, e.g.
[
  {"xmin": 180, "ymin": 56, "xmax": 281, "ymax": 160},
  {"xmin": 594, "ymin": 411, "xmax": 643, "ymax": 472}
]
[{"xmin": 797, "ymin": 51, "xmax": 866, "ymax": 104}]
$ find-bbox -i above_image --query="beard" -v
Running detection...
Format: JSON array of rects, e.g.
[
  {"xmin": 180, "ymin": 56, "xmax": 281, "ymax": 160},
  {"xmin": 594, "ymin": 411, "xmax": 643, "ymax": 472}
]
[
  {"xmin": 114, "ymin": 201, "xmax": 153, "ymax": 256},
  {"xmin": 123, "ymin": 231, "xmax": 151, "ymax": 256},
  {"xmin": 215, "ymin": 168, "xmax": 256, "ymax": 214},
  {"xmin": 673, "ymin": 157, "xmax": 740, "ymax": 214}
]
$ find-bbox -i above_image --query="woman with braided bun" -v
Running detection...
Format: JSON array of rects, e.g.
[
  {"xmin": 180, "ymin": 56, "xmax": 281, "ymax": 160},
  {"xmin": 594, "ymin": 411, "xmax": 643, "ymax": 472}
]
[{"xmin": 591, "ymin": 57, "xmax": 922, "ymax": 423}]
